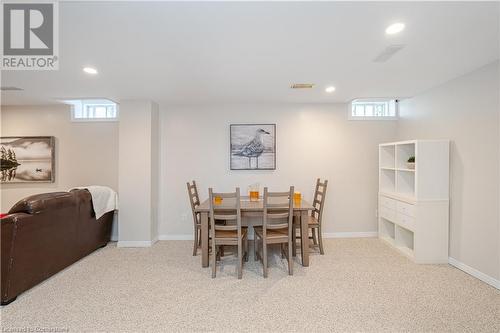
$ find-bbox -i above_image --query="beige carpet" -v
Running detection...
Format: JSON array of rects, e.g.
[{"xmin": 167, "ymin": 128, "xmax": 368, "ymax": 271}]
[{"xmin": 1, "ymin": 238, "xmax": 499, "ymax": 332}]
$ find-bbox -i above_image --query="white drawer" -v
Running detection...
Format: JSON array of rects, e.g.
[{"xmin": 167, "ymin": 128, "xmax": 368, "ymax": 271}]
[
  {"xmin": 397, "ymin": 201, "xmax": 415, "ymax": 217},
  {"xmin": 380, "ymin": 196, "xmax": 397, "ymax": 210},
  {"xmin": 396, "ymin": 213, "xmax": 415, "ymax": 231},
  {"xmin": 379, "ymin": 206, "xmax": 396, "ymax": 222}
]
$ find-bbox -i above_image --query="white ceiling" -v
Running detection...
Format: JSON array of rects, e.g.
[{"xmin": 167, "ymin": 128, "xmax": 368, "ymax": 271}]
[{"xmin": 1, "ymin": 1, "xmax": 499, "ymax": 105}]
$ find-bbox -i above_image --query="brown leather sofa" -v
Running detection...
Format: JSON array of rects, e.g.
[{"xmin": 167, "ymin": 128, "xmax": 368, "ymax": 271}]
[{"xmin": 1, "ymin": 189, "xmax": 114, "ymax": 305}]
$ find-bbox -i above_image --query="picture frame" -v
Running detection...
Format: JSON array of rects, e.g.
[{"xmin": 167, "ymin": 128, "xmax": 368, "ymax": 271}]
[
  {"xmin": 0, "ymin": 136, "xmax": 55, "ymax": 183},
  {"xmin": 230, "ymin": 124, "xmax": 276, "ymax": 170}
]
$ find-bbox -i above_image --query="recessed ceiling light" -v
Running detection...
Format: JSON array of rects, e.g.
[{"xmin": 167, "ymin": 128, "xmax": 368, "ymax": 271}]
[
  {"xmin": 325, "ymin": 86, "xmax": 336, "ymax": 93},
  {"xmin": 83, "ymin": 67, "xmax": 98, "ymax": 74},
  {"xmin": 385, "ymin": 22, "xmax": 405, "ymax": 35}
]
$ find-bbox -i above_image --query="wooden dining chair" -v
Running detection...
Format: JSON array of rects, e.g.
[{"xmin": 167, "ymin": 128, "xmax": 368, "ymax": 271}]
[
  {"xmin": 254, "ymin": 186, "xmax": 294, "ymax": 278},
  {"xmin": 187, "ymin": 180, "xmax": 202, "ymax": 256},
  {"xmin": 209, "ymin": 188, "xmax": 248, "ymax": 279},
  {"xmin": 294, "ymin": 178, "xmax": 328, "ymax": 255}
]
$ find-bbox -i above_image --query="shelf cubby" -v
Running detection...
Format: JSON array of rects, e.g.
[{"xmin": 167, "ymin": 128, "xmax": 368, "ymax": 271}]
[
  {"xmin": 396, "ymin": 143, "xmax": 415, "ymax": 169},
  {"xmin": 380, "ymin": 145, "xmax": 396, "ymax": 169},
  {"xmin": 379, "ymin": 218, "xmax": 395, "ymax": 243},
  {"xmin": 396, "ymin": 170, "xmax": 415, "ymax": 199},
  {"xmin": 380, "ymin": 169, "xmax": 396, "ymax": 193},
  {"xmin": 395, "ymin": 225, "xmax": 414, "ymax": 250}
]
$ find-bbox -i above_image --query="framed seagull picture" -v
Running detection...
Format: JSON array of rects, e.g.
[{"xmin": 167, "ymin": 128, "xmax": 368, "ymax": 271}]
[{"xmin": 230, "ymin": 124, "xmax": 276, "ymax": 170}]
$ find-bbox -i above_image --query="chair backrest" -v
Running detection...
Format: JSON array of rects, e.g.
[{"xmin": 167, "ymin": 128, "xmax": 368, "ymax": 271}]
[
  {"xmin": 208, "ymin": 188, "xmax": 242, "ymax": 238},
  {"xmin": 312, "ymin": 178, "xmax": 328, "ymax": 224},
  {"xmin": 187, "ymin": 180, "xmax": 201, "ymax": 225},
  {"xmin": 263, "ymin": 186, "xmax": 294, "ymax": 234}
]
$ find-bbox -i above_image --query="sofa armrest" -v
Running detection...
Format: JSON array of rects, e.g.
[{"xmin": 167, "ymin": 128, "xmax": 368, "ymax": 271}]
[
  {"xmin": 1, "ymin": 212, "xmax": 32, "ymax": 303},
  {"xmin": 2, "ymin": 197, "xmax": 79, "ymax": 303}
]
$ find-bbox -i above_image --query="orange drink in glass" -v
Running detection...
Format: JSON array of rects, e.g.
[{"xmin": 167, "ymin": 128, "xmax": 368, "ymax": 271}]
[
  {"xmin": 249, "ymin": 191, "xmax": 259, "ymax": 202},
  {"xmin": 293, "ymin": 192, "xmax": 302, "ymax": 205},
  {"xmin": 248, "ymin": 183, "xmax": 260, "ymax": 202}
]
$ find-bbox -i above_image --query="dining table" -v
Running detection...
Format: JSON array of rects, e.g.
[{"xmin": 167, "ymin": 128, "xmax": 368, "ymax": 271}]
[{"xmin": 195, "ymin": 196, "xmax": 316, "ymax": 268}]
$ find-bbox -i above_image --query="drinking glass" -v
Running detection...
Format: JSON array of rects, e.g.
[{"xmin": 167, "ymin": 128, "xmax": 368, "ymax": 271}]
[
  {"xmin": 248, "ymin": 183, "xmax": 260, "ymax": 202},
  {"xmin": 293, "ymin": 191, "xmax": 302, "ymax": 205}
]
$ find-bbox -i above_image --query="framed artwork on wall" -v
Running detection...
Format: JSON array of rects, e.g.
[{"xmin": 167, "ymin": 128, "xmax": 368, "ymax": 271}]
[
  {"xmin": 0, "ymin": 136, "xmax": 55, "ymax": 183},
  {"xmin": 230, "ymin": 124, "xmax": 276, "ymax": 170}
]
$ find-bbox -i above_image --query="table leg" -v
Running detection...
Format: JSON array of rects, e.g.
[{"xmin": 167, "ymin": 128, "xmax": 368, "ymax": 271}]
[
  {"xmin": 201, "ymin": 212, "xmax": 209, "ymax": 267},
  {"xmin": 300, "ymin": 210, "xmax": 309, "ymax": 267}
]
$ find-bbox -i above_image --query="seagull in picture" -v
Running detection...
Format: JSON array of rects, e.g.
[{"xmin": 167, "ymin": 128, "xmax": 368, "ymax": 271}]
[{"xmin": 234, "ymin": 128, "xmax": 270, "ymax": 168}]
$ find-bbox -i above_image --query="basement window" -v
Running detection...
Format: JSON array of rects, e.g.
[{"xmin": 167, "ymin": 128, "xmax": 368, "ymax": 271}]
[
  {"xmin": 349, "ymin": 99, "xmax": 398, "ymax": 120},
  {"xmin": 63, "ymin": 99, "xmax": 119, "ymax": 121}
]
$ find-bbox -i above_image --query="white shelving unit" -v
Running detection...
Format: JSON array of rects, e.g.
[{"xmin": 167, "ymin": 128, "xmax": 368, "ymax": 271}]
[{"xmin": 378, "ymin": 140, "xmax": 450, "ymax": 263}]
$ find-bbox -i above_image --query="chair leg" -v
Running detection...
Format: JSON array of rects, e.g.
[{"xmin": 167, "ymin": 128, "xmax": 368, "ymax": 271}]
[
  {"xmin": 312, "ymin": 227, "xmax": 318, "ymax": 245},
  {"xmin": 288, "ymin": 241, "xmax": 293, "ymax": 275},
  {"xmin": 244, "ymin": 235, "xmax": 249, "ymax": 262},
  {"xmin": 192, "ymin": 226, "xmax": 199, "ymax": 256},
  {"xmin": 211, "ymin": 243, "xmax": 217, "ymax": 278},
  {"xmin": 238, "ymin": 240, "xmax": 243, "ymax": 279},
  {"xmin": 216, "ymin": 246, "xmax": 221, "ymax": 261},
  {"xmin": 299, "ymin": 225, "xmax": 303, "ymax": 252},
  {"xmin": 263, "ymin": 241, "xmax": 268, "ymax": 278},
  {"xmin": 292, "ymin": 227, "xmax": 297, "ymax": 257},
  {"xmin": 198, "ymin": 228, "xmax": 202, "ymax": 246},
  {"xmin": 254, "ymin": 237, "xmax": 259, "ymax": 261},
  {"xmin": 318, "ymin": 226, "xmax": 325, "ymax": 255}
]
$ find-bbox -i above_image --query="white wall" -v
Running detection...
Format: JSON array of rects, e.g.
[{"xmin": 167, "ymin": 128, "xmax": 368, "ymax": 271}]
[
  {"xmin": 398, "ymin": 61, "xmax": 500, "ymax": 280},
  {"xmin": 118, "ymin": 100, "xmax": 159, "ymax": 246},
  {"xmin": 0, "ymin": 105, "xmax": 119, "ymax": 211},
  {"xmin": 159, "ymin": 103, "xmax": 398, "ymax": 238}
]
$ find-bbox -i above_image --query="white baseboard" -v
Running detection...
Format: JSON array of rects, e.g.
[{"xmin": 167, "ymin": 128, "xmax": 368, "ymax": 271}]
[
  {"xmin": 117, "ymin": 240, "xmax": 153, "ymax": 247},
  {"xmin": 158, "ymin": 234, "xmax": 193, "ymax": 240},
  {"xmin": 323, "ymin": 231, "xmax": 378, "ymax": 238},
  {"xmin": 116, "ymin": 236, "xmax": 158, "ymax": 247},
  {"xmin": 448, "ymin": 257, "xmax": 500, "ymax": 290}
]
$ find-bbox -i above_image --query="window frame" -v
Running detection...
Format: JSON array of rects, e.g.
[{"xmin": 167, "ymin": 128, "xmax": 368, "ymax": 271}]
[
  {"xmin": 348, "ymin": 98, "xmax": 399, "ymax": 121},
  {"xmin": 69, "ymin": 100, "xmax": 119, "ymax": 122}
]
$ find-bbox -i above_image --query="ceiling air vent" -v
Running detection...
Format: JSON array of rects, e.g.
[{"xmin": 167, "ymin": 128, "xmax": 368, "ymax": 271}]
[
  {"xmin": 291, "ymin": 83, "xmax": 315, "ymax": 89},
  {"xmin": 373, "ymin": 45, "xmax": 405, "ymax": 63},
  {"xmin": 0, "ymin": 86, "xmax": 23, "ymax": 91}
]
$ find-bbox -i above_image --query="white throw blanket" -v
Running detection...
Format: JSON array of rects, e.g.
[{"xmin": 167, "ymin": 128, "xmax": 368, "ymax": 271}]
[{"xmin": 70, "ymin": 186, "xmax": 118, "ymax": 219}]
